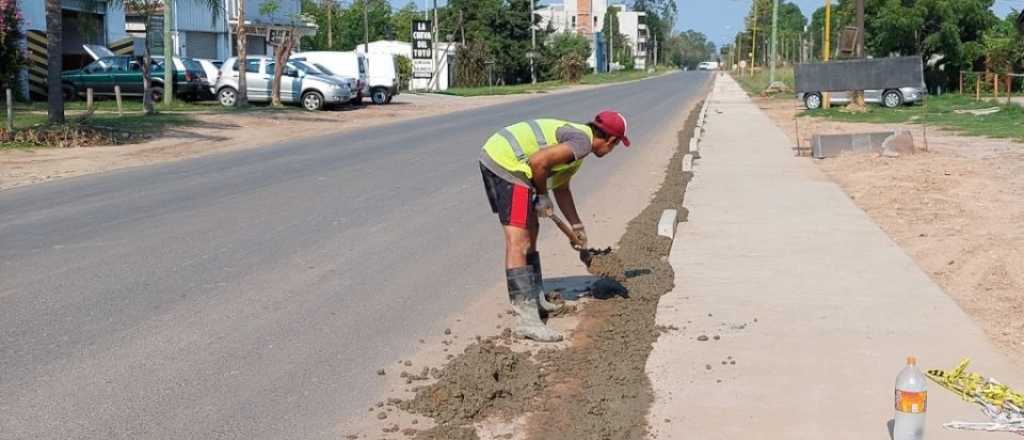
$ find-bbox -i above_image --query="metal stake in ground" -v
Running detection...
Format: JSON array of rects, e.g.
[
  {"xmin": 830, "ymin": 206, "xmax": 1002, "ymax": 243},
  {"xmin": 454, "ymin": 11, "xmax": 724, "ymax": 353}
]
[{"xmin": 5, "ymin": 88, "xmax": 12, "ymax": 133}]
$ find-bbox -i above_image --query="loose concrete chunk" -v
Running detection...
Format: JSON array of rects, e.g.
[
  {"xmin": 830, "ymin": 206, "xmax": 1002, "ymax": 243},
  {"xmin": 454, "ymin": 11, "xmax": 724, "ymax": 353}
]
[
  {"xmin": 682, "ymin": 154, "xmax": 694, "ymax": 173},
  {"xmin": 657, "ymin": 209, "xmax": 678, "ymax": 239},
  {"xmin": 881, "ymin": 130, "xmax": 915, "ymax": 156}
]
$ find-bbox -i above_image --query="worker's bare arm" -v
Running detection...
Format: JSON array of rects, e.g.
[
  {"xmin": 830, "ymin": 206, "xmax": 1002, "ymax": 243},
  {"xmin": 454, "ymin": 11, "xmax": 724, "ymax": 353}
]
[
  {"xmin": 552, "ymin": 183, "xmax": 581, "ymax": 226},
  {"xmin": 528, "ymin": 144, "xmax": 575, "ymax": 195}
]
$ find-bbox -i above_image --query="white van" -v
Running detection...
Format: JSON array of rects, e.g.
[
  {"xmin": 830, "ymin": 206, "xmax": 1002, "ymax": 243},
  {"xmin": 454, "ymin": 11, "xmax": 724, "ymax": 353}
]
[
  {"xmin": 364, "ymin": 53, "xmax": 400, "ymax": 105},
  {"xmin": 291, "ymin": 51, "xmax": 369, "ymax": 104}
]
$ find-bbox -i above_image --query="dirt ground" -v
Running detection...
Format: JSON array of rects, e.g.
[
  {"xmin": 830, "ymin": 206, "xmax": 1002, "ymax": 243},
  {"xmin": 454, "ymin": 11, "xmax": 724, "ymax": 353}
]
[
  {"xmin": 756, "ymin": 96, "xmax": 1024, "ymax": 361},
  {"xmin": 0, "ymin": 93, "xmax": 541, "ymax": 191}
]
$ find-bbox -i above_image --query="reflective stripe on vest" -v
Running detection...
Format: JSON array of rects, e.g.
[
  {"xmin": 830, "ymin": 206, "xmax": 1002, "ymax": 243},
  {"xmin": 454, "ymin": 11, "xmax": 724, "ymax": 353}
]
[
  {"xmin": 526, "ymin": 120, "xmax": 549, "ymax": 147},
  {"xmin": 498, "ymin": 128, "xmax": 527, "ymax": 162}
]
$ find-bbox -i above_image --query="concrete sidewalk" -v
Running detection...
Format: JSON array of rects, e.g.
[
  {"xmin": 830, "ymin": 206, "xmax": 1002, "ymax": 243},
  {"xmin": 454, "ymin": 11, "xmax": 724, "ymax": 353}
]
[{"xmin": 646, "ymin": 76, "xmax": 1022, "ymax": 439}]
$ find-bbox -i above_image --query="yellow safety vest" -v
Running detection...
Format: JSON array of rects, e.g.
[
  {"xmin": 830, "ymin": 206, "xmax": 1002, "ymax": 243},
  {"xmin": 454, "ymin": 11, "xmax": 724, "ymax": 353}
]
[{"xmin": 481, "ymin": 119, "xmax": 593, "ymax": 189}]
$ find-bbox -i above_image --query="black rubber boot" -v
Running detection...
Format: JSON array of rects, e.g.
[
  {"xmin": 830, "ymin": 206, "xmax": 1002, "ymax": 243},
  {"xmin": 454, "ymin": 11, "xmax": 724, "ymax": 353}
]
[
  {"xmin": 506, "ymin": 266, "xmax": 563, "ymax": 342},
  {"xmin": 527, "ymin": 251, "xmax": 563, "ymax": 314}
]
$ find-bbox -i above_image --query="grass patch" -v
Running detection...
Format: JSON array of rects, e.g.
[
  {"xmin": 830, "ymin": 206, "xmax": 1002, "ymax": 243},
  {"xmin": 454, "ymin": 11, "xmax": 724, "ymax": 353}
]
[
  {"xmin": 734, "ymin": 67, "xmax": 795, "ymax": 98},
  {"xmin": 15, "ymin": 99, "xmax": 221, "ymax": 114},
  {"xmin": 804, "ymin": 94, "xmax": 1024, "ymax": 142},
  {"xmin": 436, "ymin": 66, "xmax": 675, "ymax": 97},
  {"xmin": 2, "ymin": 111, "xmax": 196, "ymax": 149}
]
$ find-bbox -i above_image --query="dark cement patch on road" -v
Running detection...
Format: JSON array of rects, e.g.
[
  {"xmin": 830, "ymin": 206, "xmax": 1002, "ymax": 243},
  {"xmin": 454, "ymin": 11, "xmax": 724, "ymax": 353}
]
[{"xmin": 390, "ymin": 101, "xmax": 701, "ymax": 439}]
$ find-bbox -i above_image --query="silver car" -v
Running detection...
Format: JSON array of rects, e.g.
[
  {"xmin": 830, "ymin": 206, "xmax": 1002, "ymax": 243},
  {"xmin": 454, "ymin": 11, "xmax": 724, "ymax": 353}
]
[
  {"xmin": 799, "ymin": 87, "xmax": 924, "ymax": 110},
  {"xmin": 214, "ymin": 56, "xmax": 352, "ymax": 111}
]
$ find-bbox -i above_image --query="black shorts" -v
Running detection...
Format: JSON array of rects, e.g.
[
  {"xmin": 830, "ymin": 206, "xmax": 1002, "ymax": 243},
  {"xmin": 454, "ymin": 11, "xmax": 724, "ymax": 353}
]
[{"xmin": 480, "ymin": 163, "xmax": 537, "ymax": 229}]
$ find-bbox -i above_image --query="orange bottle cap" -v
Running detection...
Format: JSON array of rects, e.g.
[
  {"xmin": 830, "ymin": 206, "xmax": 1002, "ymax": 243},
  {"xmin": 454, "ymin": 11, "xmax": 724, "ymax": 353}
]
[{"xmin": 907, "ymin": 356, "xmax": 917, "ymax": 365}]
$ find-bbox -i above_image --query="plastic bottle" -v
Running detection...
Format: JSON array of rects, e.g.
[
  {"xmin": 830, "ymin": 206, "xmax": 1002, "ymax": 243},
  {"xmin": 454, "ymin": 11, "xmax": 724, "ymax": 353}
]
[{"xmin": 893, "ymin": 356, "xmax": 927, "ymax": 440}]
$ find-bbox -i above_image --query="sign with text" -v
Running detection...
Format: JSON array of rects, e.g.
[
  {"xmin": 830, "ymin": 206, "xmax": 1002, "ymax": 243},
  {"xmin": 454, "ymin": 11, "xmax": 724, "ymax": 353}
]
[
  {"xmin": 147, "ymin": 15, "xmax": 165, "ymax": 53},
  {"xmin": 413, "ymin": 59, "xmax": 433, "ymax": 79},
  {"xmin": 412, "ymin": 20, "xmax": 432, "ymax": 60}
]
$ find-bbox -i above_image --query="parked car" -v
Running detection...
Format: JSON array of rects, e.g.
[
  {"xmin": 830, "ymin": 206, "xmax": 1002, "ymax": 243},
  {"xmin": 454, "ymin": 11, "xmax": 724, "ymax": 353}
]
[
  {"xmin": 363, "ymin": 52, "xmax": 400, "ymax": 105},
  {"xmin": 214, "ymin": 56, "xmax": 353, "ymax": 111},
  {"xmin": 290, "ymin": 51, "xmax": 369, "ymax": 104},
  {"xmin": 194, "ymin": 58, "xmax": 224, "ymax": 99},
  {"xmin": 697, "ymin": 61, "xmax": 719, "ymax": 71},
  {"xmin": 62, "ymin": 47, "xmax": 206, "ymax": 102},
  {"xmin": 304, "ymin": 62, "xmax": 359, "ymax": 102},
  {"xmin": 799, "ymin": 87, "xmax": 924, "ymax": 110}
]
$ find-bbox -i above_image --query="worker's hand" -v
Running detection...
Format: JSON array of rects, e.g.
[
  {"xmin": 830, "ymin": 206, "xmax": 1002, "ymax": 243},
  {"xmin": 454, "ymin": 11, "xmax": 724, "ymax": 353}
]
[
  {"xmin": 533, "ymin": 194, "xmax": 554, "ymax": 217},
  {"xmin": 571, "ymin": 224, "xmax": 587, "ymax": 251}
]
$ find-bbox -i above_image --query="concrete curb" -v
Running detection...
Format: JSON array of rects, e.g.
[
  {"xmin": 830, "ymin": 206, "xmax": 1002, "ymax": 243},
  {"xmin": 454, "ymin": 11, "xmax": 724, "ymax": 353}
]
[
  {"xmin": 657, "ymin": 209, "xmax": 678, "ymax": 239},
  {"xmin": 689, "ymin": 137, "xmax": 700, "ymax": 158},
  {"xmin": 682, "ymin": 153, "xmax": 693, "ymax": 173}
]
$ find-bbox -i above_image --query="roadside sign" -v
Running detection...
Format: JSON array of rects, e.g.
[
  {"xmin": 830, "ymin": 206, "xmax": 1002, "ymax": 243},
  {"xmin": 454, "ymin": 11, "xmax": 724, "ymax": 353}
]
[
  {"xmin": 412, "ymin": 20, "xmax": 432, "ymax": 59},
  {"xmin": 413, "ymin": 59, "xmax": 433, "ymax": 79},
  {"xmin": 147, "ymin": 15, "xmax": 165, "ymax": 53}
]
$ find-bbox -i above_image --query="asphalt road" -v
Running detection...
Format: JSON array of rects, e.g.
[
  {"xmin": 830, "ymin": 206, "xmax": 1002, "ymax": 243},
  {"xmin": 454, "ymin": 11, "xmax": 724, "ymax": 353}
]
[{"xmin": 0, "ymin": 71, "xmax": 710, "ymax": 440}]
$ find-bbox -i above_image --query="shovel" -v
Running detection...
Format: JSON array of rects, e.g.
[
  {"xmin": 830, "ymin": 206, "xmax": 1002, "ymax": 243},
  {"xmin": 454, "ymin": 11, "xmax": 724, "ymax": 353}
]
[{"xmin": 544, "ymin": 209, "xmax": 593, "ymax": 266}]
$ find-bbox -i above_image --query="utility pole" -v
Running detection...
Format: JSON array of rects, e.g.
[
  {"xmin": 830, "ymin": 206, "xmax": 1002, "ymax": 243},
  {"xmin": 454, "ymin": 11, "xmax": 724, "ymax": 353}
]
[
  {"xmin": 769, "ymin": 0, "xmax": 779, "ymax": 84},
  {"xmin": 609, "ymin": 7, "xmax": 614, "ymax": 72},
  {"xmin": 163, "ymin": 0, "xmax": 174, "ymax": 105},
  {"xmin": 530, "ymin": 0, "xmax": 536, "ymax": 84},
  {"xmin": 326, "ymin": 0, "xmax": 333, "ymax": 49},
  {"xmin": 822, "ymin": 0, "xmax": 831, "ymax": 109},
  {"xmin": 363, "ymin": 0, "xmax": 369, "ymax": 52},
  {"xmin": 432, "ymin": 0, "xmax": 438, "ymax": 91},
  {"xmin": 750, "ymin": 0, "xmax": 758, "ymax": 72},
  {"xmin": 851, "ymin": 0, "xmax": 866, "ymax": 108}
]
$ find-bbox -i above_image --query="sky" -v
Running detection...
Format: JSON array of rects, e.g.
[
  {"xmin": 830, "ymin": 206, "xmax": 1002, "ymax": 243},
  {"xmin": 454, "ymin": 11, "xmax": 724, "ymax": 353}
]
[{"xmin": 675, "ymin": 0, "xmax": 1020, "ymax": 47}]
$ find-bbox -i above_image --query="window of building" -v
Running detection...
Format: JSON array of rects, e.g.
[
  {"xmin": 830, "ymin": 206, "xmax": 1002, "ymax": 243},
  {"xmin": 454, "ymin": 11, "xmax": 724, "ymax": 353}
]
[{"xmin": 571, "ymin": 16, "xmax": 576, "ymax": 28}]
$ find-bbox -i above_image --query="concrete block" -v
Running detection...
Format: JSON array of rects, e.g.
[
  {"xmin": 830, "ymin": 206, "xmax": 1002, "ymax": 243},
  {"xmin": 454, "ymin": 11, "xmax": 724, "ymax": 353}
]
[
  {"xmin": 657, "ymin": 209, "xmax": 678, "ymax": 239},
  {"xmin": 811, "ymin": 131, "xmax": 896, "ymax": 159},
  {"xmin": 689, "ymin": 137, "xmax": 699, "ymax": 155},
  {"xmin": 682, "ymin": 154, "xmax": 693, "ymax": 172}
]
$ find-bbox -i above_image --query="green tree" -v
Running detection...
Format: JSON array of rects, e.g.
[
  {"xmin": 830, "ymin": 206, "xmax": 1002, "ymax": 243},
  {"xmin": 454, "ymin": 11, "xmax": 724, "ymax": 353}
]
[
  {"xmin": 0, "ymin": 0, "xmax": 25, "ymax": 94},
  {"xmin": 301, "ymin": 0, "xmax": 391, "ymax": 51},
  {"xmin": 389, "ymin": 1, "xmax": 420, "ymax": 42},
  {"xmin": 543, "ymin": 32, "xmax": 590, "ymax": 82}
]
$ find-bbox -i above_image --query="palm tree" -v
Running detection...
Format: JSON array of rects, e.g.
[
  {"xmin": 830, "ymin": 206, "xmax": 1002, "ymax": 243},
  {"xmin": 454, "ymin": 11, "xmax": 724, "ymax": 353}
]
[{"xmin": 45, "ymin": 0, "xmax": 64, "ymax": 124}]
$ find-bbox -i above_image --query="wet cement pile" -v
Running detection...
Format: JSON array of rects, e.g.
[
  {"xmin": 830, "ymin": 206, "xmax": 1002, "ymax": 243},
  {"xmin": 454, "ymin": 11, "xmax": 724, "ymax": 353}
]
[
  {"xmin": 393, "ymin": 102, "xmax": 702, "ymax": 439},
  {"xmin": 398, "ymin": 340, "xmax": 542, "ymax": 439}
]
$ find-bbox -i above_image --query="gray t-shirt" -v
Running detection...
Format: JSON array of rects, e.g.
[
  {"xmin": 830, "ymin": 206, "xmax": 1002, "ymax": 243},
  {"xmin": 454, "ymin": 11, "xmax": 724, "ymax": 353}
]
[{"xmin": 556, "ymin": 125, "xmax": 592, "ymax": 160}]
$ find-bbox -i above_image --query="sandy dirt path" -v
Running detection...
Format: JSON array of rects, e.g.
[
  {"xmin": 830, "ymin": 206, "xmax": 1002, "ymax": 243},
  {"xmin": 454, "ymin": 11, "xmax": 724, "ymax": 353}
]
[{"xmin": 756, "ymin": 95, "xmax": 1024, "ymax": 361}]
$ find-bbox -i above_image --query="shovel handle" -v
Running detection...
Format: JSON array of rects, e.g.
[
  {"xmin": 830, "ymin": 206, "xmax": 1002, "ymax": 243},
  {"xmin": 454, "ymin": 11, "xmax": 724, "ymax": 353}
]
[{"xmin": 547, "ymin": 211, "xmax": 585, "ymax": 248}]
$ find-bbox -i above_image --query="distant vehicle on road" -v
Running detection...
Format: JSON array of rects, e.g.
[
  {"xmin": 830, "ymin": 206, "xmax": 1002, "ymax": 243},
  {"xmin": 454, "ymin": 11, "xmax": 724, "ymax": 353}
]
[
  {"xmin": 697, "ymin": 61, "xmax": 719, "ymax": 71},
  {"xmin": 799, "ymin": 87, "xmax": 924, "ymax": 110},
  {"xmin": 214, "ymin": 56, "xmax": 353, "ymax": 111},
  {"xmin": 291, "ymin": 51, "xmax": 369, "ymax": 105},
  {"xmin": 62, "ymin": 47, "xmax": 206, "ymax": 102}
]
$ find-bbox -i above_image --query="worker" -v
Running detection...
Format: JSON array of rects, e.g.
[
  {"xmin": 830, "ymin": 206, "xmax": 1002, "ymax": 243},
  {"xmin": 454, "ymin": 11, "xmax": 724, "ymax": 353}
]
[{"xmin": 478, "ymin": 111, "xmax": 631, "ymax": 342}]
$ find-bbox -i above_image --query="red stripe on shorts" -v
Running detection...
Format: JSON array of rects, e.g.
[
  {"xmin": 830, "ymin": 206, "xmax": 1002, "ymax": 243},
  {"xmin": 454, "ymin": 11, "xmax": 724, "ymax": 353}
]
[{"xmin": 509, "ymin": 185, "xmax": 529, "ymax": 228}]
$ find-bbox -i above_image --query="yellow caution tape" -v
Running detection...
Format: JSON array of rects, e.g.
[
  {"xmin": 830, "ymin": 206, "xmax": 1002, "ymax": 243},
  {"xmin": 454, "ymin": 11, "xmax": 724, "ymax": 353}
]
[{"xmin": 927, "ymin": 358, "xmax": 1024, "ymax": 410}]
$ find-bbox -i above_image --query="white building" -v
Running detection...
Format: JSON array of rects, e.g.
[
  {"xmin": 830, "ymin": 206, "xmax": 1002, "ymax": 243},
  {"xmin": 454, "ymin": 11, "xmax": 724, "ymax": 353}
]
[
  {"xmin": 537, "ymin": 0, "xmax": 609, "ymax": 37},
  {"xmin": 611, "ymin": 6, "xmax": 648, "ymax": 70}
]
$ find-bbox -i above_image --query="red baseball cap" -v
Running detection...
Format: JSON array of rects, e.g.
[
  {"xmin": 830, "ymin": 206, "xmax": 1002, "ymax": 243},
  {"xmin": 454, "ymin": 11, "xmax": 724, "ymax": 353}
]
[{"xmin": 593, "ymin": 110, "xmax": 631, "ymax": 147}]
